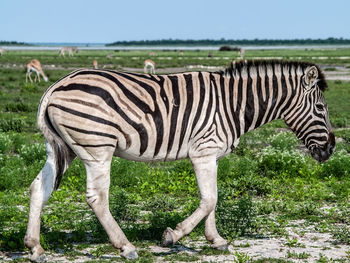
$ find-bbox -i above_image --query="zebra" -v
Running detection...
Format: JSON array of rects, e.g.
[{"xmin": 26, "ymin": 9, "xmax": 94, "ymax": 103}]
[{"xmin": 24, "ymin": 60, "xmax": 335, "ymax": 261}]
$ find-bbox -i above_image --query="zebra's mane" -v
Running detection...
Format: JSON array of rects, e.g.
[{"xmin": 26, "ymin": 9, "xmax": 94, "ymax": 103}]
[{"xmin": 220, "ymin": 60, "xmax": 327, "ymax": 92}]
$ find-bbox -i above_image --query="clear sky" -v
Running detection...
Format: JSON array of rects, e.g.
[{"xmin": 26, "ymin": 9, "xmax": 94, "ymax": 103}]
[{"xmin": 1, "ymin": 0, "xmax": 349, "ymax": 43}]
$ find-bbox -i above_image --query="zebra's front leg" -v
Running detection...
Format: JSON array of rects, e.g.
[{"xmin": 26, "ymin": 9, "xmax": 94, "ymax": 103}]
[
  {"xmin": 162, "ymin": 155, "xmax": 227, "ymax": 248},
  {"xmin": 84, "ymin": 160, "xmax": 137, "ymax": 260},
  {"xmin": 204, "ymin": 160, "xmax": 228, "ymax": 249},
  {"xmin": 204, "ymin": 210, "xmax": 228, "ymax": 249}
]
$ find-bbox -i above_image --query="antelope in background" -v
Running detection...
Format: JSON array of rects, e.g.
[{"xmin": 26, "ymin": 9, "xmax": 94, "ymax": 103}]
[
  {"xmin": 0, "ymin": 48, "xmax": 3, "ymax": 56},
  {"xmin": 93, "ymin": 60, "xmax": 98, "ymax": 69},
  {"xmin": 26, "ymin": 59, "xmax": 48, "ymax": 83},
  {"xmin": 144, "ymin": 59, "xmax": 156, "ymax": 74},
  {"xmin": 59, "ymin": 46, "xmax": 78, "ymax": 57},
  {"xmin": 239, "ymin": 47, "xmax": 245, "ymax": 59}
]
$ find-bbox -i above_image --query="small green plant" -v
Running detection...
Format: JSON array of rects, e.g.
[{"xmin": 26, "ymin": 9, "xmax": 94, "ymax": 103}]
[
  {"xmin": 317, "ymin": 253, "xmax": 329, "ymax": 263},
  {"xmin": 234, "ymin": 251, "xmax": 252, "ymax": 263},
  {"xmin": 217, "ymin": 194, "xmax": 258, "ymax": 239},
  {"xmin": 258, "ymin": 147, "xmax": 307, "ymax": 177},
  {"xmin": 332, "ymin": 225, "xmax": 350, "ymax": 244},
  {"xmin": 0, "ymin": 118, "xmax": 27, "ymax": 132},
  {"xmin": 321, "ymin": 150, "xmax": 350, "ymax": 178},
  {"xmin": 286, "ymin": 250, "xmax": 310, "ymax": 259},
  {"xmin": 5, "ymin": 100, "xmax": 34, "ymax": 112},
  {"xmin": 90, "ymin": 244, "xmax": 114, "ymax": 258},
  {"xmin": 164, "ymin": 252, "xmax": 200, "ymax": 262},
  {"xmin": 18, "ymin": 143, "xmax": 46, "ymax": 165},
  {"xmin": 0, "ymin": 133, "xmax": 12, "ymax": 154},
  {"xmin": 284, "ymin": 238, "xmax": 305, "ymax": 248},
  {"xmin": 0, "ymin": 226, "xmax": 27, "ymax": 250},
  {"xmin": 330, "ymin": 114, "xmax": 348, "ymax": 128},
  {"xmin": 268, "ymin": 132, "xmax": 299, "ymax": 151},
  {"xmin": 21, "ymin": 83, "xmax": 38, "ymax": 93}
]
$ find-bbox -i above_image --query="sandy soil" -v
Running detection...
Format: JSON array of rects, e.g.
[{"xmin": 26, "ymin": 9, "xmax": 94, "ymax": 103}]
[{"xmin": 1, "ymin": 219, "xmax": 349, "ymax": 262}]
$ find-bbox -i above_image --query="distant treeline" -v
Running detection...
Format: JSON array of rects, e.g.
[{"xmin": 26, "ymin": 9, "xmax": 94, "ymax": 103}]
[
  {"xmin": 106, "ymin": 38, "xmax": 350, "ymax": 46},
  {"xmin": 0, "ymin": 41, "xmax": 31, "ymax": 46}
]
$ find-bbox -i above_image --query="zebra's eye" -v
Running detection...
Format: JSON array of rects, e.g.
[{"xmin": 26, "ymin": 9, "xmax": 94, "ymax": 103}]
[{"xmin": 315, "ymin": 103, "xmax": 324, "ymax": 111}]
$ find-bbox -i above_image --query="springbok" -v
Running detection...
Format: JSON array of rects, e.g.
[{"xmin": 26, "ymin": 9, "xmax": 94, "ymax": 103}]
[
  {"xmin": 26, "ymin": 59, "xmax": 48, "ymax": 83},
  {"xmin": 59, "ymin": 47, "xmax": 78, "ymax": 57},
  {"xmin": 144, "ymin": 59, "xmax": 156, "ymax": 74},
  {"xmin": 239, "ymin": 48, "xmax": 245, "ymax": 59},
  {"xmin": 93, "ymin": 60, "xmax": 98, "ymax": 69}
]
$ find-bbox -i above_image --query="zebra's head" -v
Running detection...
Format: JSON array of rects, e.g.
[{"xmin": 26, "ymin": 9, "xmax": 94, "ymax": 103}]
[{"xmin": 284, "ymin": 65, "xmax": 335, "ymax": 162}]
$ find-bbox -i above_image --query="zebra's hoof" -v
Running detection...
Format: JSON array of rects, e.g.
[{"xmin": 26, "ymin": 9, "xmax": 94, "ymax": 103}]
[
  {"xmin": 162, "ymin": 227, "xmax": 174, "ymax": 247},
  {"xmin": 215, "ymin": 244, "xmax": 229, "ymax": 251},
  {"xmin": 121, "ymin": 250, "xmax": 138, "ymax": 260},
  {"xmin": 30, "ymin": 253, "xmax": 46, "ymax": 262}
]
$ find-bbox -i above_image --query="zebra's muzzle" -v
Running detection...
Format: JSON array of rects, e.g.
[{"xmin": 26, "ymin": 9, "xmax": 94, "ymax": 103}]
[{"xmin": 310, "ymin": 132, "xmax": 335, "ymax": 162}]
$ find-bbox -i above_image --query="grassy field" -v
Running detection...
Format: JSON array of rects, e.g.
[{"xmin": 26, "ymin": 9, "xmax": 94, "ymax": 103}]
[
  {"xmin": 1, "ymin": 48, "xmax": 350, "ymax": 70},
  {"xmin": 0, "ymin": 48, "xmax": 350, "ymax": 262}
]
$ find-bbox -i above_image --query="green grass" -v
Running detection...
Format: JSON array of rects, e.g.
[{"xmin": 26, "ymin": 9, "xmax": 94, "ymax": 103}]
[
  {"xmin": 0, "ymin": 49, "xmax": 349, "ymax": 262},
  {"xmin": 1, "ymin": 48, "xmax": 350, "ymax": 71}
]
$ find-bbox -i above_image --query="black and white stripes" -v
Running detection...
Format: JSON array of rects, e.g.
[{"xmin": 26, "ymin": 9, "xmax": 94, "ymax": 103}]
[
  {"xmin": 39, "ymin": 60, "xmax": 334, "ymax": 164},
  {"xmin": 26, "ymin": 60, "xmax": 335, "ymax": 259}
]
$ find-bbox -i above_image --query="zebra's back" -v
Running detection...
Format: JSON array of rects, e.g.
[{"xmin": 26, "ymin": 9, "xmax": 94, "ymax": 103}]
[{"xmin": 45, "ymin": 69, "xmax": 229, "ymax": 162}]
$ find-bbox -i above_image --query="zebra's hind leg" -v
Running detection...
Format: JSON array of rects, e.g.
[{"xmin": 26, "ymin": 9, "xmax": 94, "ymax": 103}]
[
  {"xmin": 24, "ymin": 142, "xmax": 73, "ymax": 262},
  {"xmin": 84, "ymin": 159, "xmax": 137, "ymax": 260}
]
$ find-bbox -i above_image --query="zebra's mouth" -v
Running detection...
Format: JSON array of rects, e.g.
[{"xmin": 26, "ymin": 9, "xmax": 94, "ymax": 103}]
[{"xmin": 310, "ymin": 132, "xmax": 335, "ymax": 162}]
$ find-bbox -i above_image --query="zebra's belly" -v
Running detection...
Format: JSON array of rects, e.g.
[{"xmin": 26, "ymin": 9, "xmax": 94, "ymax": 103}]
[{"xmin": 113, "ymin": 148, "xmax": 188, "ymax": 162}]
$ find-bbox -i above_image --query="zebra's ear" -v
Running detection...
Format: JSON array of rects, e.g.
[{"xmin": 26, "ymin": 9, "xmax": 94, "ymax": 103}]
[{"xmin": 304, "ymin": 66, "xmax": 318, "ymax": 87}]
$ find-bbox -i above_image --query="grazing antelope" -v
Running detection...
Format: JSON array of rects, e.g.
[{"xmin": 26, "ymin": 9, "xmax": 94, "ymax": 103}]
[
  {"xmin": 149, "ymin": 51, "xmax": 157, "ymax": 56},
  {"xmin": 24, "ymin": 60, "xmax": 335, "ymax": 260},
  {"xmin": 239, "ymin": 48, "xmax": 245, "ymax": 59},
  {"xmin": 144, "ymin": 59, "xmax": 156, "ymax": 74},
  {"xmin": 59, "ymin": 46, "xmax": 78, "ymax": 57},
  {"xmin": 93, "ymin": 60, "xmax": 98, "ymax": 69},
  {"xmin": 26, "ymin": 59, "xmax": 48, "ymax": 83}
]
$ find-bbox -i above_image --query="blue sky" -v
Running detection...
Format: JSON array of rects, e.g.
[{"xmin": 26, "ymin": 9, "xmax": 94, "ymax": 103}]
[{"xmin": 1, "ymin": 0, "xmax": 349, "ymax": 43}]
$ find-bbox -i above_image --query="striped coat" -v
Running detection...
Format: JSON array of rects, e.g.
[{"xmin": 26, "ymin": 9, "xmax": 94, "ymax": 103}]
[{"xmin": 26, "ymin": 61, "xmax": 335, "ymax": 260}]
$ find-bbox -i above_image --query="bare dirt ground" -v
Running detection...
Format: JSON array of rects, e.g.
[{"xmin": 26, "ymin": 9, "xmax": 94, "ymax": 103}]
[{"xmin": 1, "ymin": 219, "xmax": 349, "ymax": 262}]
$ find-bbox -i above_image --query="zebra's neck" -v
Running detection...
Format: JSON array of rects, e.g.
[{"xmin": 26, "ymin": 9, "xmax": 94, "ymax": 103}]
[{"xmin": 220, "ymin": 61, "xmax": 304, "ymax": 139}]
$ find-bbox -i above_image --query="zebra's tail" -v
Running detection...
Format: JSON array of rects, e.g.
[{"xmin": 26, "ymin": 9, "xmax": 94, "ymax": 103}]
[{"xmin": 37, "ymin": 83, "xmax": 75, "ymax": 190}]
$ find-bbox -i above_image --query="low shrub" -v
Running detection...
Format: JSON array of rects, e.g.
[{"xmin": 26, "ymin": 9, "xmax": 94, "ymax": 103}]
[
  {"xmin": 330, "ymin": 114, "xmax": 348, "ymax": 128},
  {"xmin": 0, "ymin": 156, "xmax": 29, "ymax": 190},
  {"xmin": 258, "ymin": 147, "xmax": 307, "ymax": 177},
  {"xmin": 268, "ymin": 132, "xmax": 299, "ymax": 151},
  {"xmin": 321, "ymin": 150, "xmax": 350, "ymax": 178},
  {"xmin": 18, "ymin": 143, "xmax": 46, "ymax": 165},
  {"xmin": 0, "ymin": 118, "xmax": 27, "ymax": 132},
  {"xmin": 216, "ymin": 194, "xmax": 258, "ymax": 239},
  {"xmin": 5, "ymin": 100, "xmax": 34, "ymax": 112},
  {"xmin": 21, "ymin": 83, "xmax": 38, "ymax": 93},
  {"xmin": 0, "ymin": 226, "xmax": 27, "ymax": 250},
  {"xmin": 0, "ymin": 133, "xmax": 12, "ymax": 154}
]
